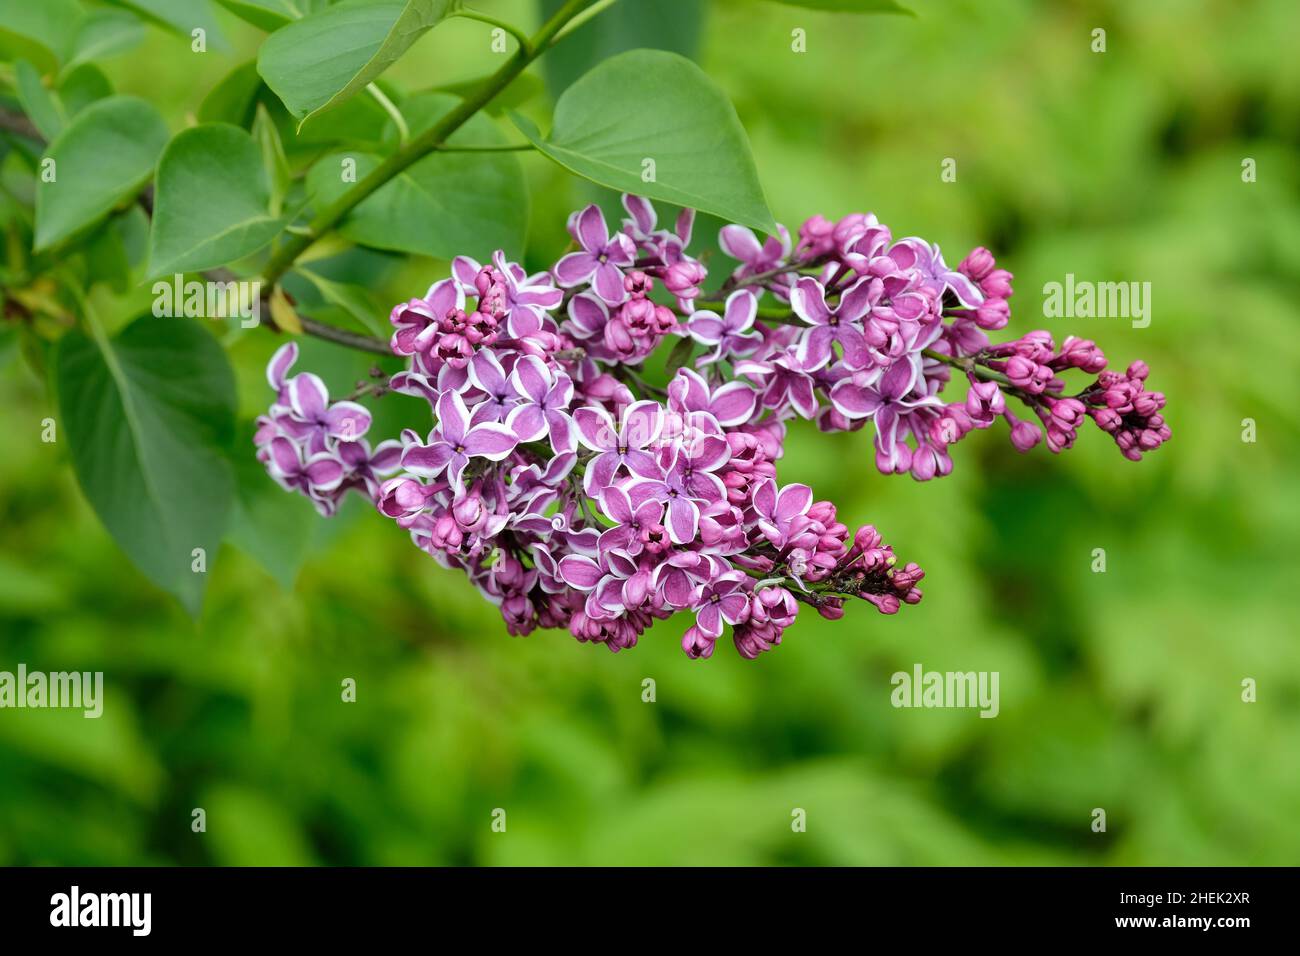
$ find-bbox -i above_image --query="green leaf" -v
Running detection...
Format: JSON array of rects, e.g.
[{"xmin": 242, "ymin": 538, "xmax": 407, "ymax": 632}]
[
  {"xmin": 257, "ymin": 0, "xmax": 451, "ymax": 127},
  {"xmin": 512, "ymin": 49, "xmax": 777, "ymax": 235},
  {"xmin": 252, "ymin": 103, "xmax": 291, "ymax": 217},
  {"xmin": 14, "ymin": 60, "xmax": 66, "ymax": 142},
  {"xmin": 84, "ymin": 204, "xmax": 148, "ymax": 291},
  {"xmin": 58, "ymin": 63, "xmax": 115, "ymax": 116},
  {"xmin": 216, "ymin": 0, "xmax": 342, "ymax": 31},
  {"xmin": 227, "ymin": 421, "xmax": 317, "ymax": 589},
  {"xmin": 34, "ymin": 96, "xmax": 169, "ymax": 252},
  {"xmin": 101, "ymin": 0, "xmax": 227, "ymax": 46},
  {"xmin": 664, "ymin": 334, "xmax": 694, "ymax": 376},
  {"xmin": 0, "ymin": 0, "xmax": 81, "ymax": 72},
  {"xmin": 84, "ymin": 215, "xmax": 132, "ymax": 292},
  {"xmin": 56, "ymin": 315, "xmax": 237, "ymax": 615},
  {"xmin": 147, "ymin": 123, "xmax": 289, "ymax": 277},
  {"xmin": 538, "ymin": 0, "xmax": 705, "ymax": 96},
  {"xmin": 296, "ymin": 267, "xmax": 386, "ymax": 336},
  {"xmin": 215, "ymin": 0, "xmax": 301, "ymax": 32},
  {"xmin": 306, "ymin": 93, "xmax": 527, "ymax": 261},
  {"xmin": 761, "ymin": 0, "xmax": 911, "ymax": 11},
  {"xmin": 64, "ymin": 8, "xmax": 145, "ymax": 73},
  {"xmin": 197, "ymin": 60, "xmax": 262, "ymax": 126}
]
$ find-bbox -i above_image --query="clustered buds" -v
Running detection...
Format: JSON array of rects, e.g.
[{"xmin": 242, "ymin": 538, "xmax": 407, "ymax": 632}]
[{"xmin": 254, "ymin": 194, "xmax": 1170, "ymax": 658}]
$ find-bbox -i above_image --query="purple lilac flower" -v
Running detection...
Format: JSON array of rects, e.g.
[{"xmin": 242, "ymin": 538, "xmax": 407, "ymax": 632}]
[
  {"xmin": 572, "ymin": 399, "xmax": 664, "ymax": 494},
  {"xmin": 401, "ymin": 390, "xmax": 519, "ymax": 493},
  {"xmin": 554, "ymin": 204, "xmax": 637, "ymax": 305},
  {"xmin": 686, "ymin": 289, "xmax": 763, "ymax": 366}
]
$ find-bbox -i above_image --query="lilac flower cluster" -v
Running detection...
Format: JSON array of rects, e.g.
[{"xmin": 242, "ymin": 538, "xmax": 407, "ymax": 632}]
[
  {"xmin": 255, "ymin": 342, "xmax": 401, "ymax": 516},
  {"xmin": 255, "ymin": 195, "xmax": 1169, "ymax": 657}
]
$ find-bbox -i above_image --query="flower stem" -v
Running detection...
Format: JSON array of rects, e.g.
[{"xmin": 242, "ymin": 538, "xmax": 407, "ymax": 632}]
[
  {"xmin": 366, "ymin": 83, "xmax": 408, "ymax": 142},
  {"xmin": 260, "ymin": 0, "xmax": 602, "ymax": 289}
]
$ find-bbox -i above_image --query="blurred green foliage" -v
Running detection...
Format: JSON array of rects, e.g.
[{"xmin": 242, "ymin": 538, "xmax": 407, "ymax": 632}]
[{"xmin": 2, "ymin": 0, "xmax": 1298, "ymax": 865}]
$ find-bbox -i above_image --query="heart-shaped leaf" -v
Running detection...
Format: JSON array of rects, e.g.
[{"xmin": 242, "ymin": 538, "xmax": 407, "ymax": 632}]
[
  {"xmin": 56, "ymin": 315, "xmax": 237, "ymax": 615},
  {"xmin": 35, "ymin": 95, "xmax": 169, "ymax": 252},
  {"xmin": 148, "ymin": 123, "xmax": 289, "ymax": 277},
  {"xmin": 257, "ymin": 0, "xmax": 451, "ymax": 127},
  {"xmin": 512, "ymin": 49, "xmax": 777, "ymax": 235}
]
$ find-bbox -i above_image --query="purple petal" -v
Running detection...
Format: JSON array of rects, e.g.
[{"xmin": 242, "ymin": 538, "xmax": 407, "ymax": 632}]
[
  {"xmin": 622, "ymin": 449, "xmax": 660, "ymax": 480},
  {"xmin": 796, "ymin": 326, "xmax": 835, "ymax": 372},
  {"xmin": 666, "ymin": 496, "xmax": 699, "ymax": 544},
  {"xmin": 425, "ymin": 277, "xmax": 463, "ymax": 316},
  {"xmin": 830, "ymin": 380, "xmax": 882, "ymax": 420},
  {"xmin": 775, "ymin": 483, "xmax": 813, "ymax": 522},
  {"xmin": 584, "ymin": 452, "xmax": 619, "ymax": 495},
  {"xmin": 268, "ymin": 436, "xmax": 301, "ymax": 476},
  {"xmin": 687, "ymin": 311, "xmax": 725, "ymax": 345},
  {"xmin": 559, "ymin": 554, "xmax": 603, "ymax": 591},
  {"xmin": 303, "ymin": 454, "xmax": 345, "ymax": 491},
  {"xmin": 879, "ymin": 358, "xmax": 918, "ymax": 401},
  {"xmin": 567, "ymin": 293, "xmax": 608, "ymax": 334},
  {"xmin": 514, "ymin": 284, "xmax": 563, "ymax": 309},
  {"xmin": 505, "ymin": 403, "xmax": 547, "ymax": 443},
  {"xmin": 546, "ymin": 411, "xmax": 576, "ymax": 454},
  {"xmin": 837, "ymin": 275, "xmax": 880, "ymax": 322},
  {"xmin": 659, "ymin": 568, "xmax": 695, "ymax": 608},
  {"xmin": 573, "ymin": 406, "xmax": 617, "ymax": 452},
  {"xmin": 674, "ymin": 208, "xmax": 695, "ymax": 245},
  {"xmin": 622, "ymin": 193, "xmax": 656, "ymax": 235},
  {"xmin": 451, "ymin": 255, "xmax": 481, "ymax": 289},
  {"xmin": 622, "ymin": 400, "xmax": 664, "ymax": 449},
  {"xmin": 401, "ymin": 442, "xmax": 453, "ymax": 476},
  {"xmin": 462, "ymin": 423, "xmax": 519, "ymax": 460},
  {"xmin": 790, "ymin": 276, "xmax": 830, "ymax": 325},
  {"xmin": 836, "ymin": 324, "xmax": 870, "ymax": 369},
  {"xmin": 288, "ymin": 372, "xmax": 328, "ymax": 421},
  {"xmin": 695, "ymin": 602, "xmax": 723, "ymax": 639},
  {"xmin": 707, "ymin": 382, "xmax": 757, "ymax": 427},
  {"xmin": 724, "ymin": 289, "xmax": 758, "ymax": 332},
  {"xmin": 668, "ymin": 368, "xmax": 709, "ymax": 413},
  {"xmin": 554, "ymin": 251, "xmax": 597, "ymax": 286},
  {"xmin": 600, "ymin": 485, "xmax": 635, "ymax": 523},
  {"xmin": 468, "ymin": 350, "xmax": 508, "ymax": 395},
  {"xmin": 946, "ymin": 270, "xmax": 984, "ymax": 308},
  {"xmin": 510, "ymin": 354, "xmax": 550, "ymax": 404},
  {"xmin": 574, "ymin": 204, "xmax": 609, "ymax": 252},
  {"xmin": 369, "ymin": 440, "xmax": 403, "ymax": 472},
  {"xmin": 436, "ymin": 390, "xmax": 470, "ymax": 444},
  {"xmin": 719, "ymin": 224, "xmax": 761, "ymax": 263},
  {"xmin": 688, "ymin": 434, "xmax": 731, "ymax": 472},
  {"xmin": 324, "ymin": 401, "xmax": 371, "ymax": 440},
  {"xmin": 592, "ymin": 261, "xmax": 626, "ymax": 304},
  {"xmin": 505, "ymin": 305, "xmax": 543, "ymax": 339},
  {"xmin": 788, "ymin": 376, "xmax": 818, "ymax": 418},
  {"xmin": 266, "ymin": 342, "xmax": 298, "ymax": 390}
]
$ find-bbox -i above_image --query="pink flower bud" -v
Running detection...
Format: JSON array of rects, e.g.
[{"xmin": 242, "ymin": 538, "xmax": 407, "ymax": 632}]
[{"xmin": 959, "ymin": 246, "xmax": 996, "ymax": 280}]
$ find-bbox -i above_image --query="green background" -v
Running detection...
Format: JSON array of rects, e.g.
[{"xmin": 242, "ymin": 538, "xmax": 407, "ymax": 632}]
[{"xmin": 2, "ymin": 0, "xmax": 1298, "ymax": 865}]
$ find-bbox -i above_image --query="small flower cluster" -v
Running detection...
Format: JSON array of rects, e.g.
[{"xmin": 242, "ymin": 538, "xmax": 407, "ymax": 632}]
[
  {"xmin": 255, "ymin": 343, "xmax": 401, "ymax": 515},
  {"xmin": 255, "ymin": 195, "xmax": 1169, "ymax": 657}
]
